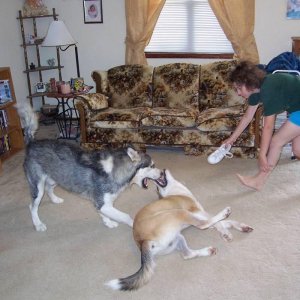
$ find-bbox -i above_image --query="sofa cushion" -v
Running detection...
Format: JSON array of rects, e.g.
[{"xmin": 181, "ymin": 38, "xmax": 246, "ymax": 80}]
[
  {"xmin": 199, "ymin": 60, "xmax": 244, "ymax": 110},
  {"xmin": 90, "ymin": 107, "xmax": 149, "ymax": 129},
  {"xmin": 141, "ymin": 107, "xmax": 199, "ymax": 128},
  {"xmin": 197, "ymin": 105, "xmax": 245, "ymax": 132},
  {"xmin": 106, "ymin": 65, "xmax": 153, "ymax": 108},
  {"xmin": 152, "ymin": 63, "xmax": 200, "ymax": 110}
]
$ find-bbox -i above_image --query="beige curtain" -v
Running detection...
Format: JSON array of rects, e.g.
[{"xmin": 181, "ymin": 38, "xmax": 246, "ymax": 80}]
[
  {"xmin": 208, "ymin": 0, "xmax": 259, "ymax": 63},
  {"xmin": 125, "ymin": 0, "xmax": 166, "ymax": 65}
]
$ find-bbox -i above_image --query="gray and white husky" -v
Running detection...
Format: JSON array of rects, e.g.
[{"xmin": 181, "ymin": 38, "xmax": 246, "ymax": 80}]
[{"xmin": 18, "ymin": 103, "xmax": 166, "ymax": 231}]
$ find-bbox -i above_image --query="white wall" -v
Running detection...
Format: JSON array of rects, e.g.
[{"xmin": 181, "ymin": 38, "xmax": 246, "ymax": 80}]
[
  {"xmin": 0, "ymin": 0, "xmax": 300, "ymax": 109},
  {"xmin": 255, "ymin": 0, "xmax": 300, "ymax": 64},
  {"xmin": 0, "ymin": 0, "xmax": 126, "ymax": 109}
]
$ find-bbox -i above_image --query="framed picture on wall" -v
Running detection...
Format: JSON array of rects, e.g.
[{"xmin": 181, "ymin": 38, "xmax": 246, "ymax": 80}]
[
  {"xmin": 287, "ymin": 0, "xmax": 300, "ymax": 19},
  {"xmin": 83, "ymin": 0, "xmax": 103, "ymax": 24}
]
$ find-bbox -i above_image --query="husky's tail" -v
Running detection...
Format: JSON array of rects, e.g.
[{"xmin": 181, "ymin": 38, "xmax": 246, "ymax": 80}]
[
  {"xmin": 105, "ymin": 241, "xmax": 155, "ymax": 291},
  {"xmin": 16, "ymin": 102, "xmax": 38, "ymax": 144}
]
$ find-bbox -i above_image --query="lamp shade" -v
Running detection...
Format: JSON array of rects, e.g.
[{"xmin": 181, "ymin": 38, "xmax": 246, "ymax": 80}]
[{"xmin": 42, "ymin": 20, "xmax": 76, "ymax": 47}]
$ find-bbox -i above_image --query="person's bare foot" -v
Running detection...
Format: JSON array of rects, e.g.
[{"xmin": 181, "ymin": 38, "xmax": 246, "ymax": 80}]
[{"xmin": 236, "ymin": 173, "xmax": 264, "ymax": 191}]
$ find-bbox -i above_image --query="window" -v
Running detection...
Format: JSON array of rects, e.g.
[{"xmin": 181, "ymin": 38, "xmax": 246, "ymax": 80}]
[{"xmin": 145, "ymin": 0, "xmax": 234, "ymax": 59}]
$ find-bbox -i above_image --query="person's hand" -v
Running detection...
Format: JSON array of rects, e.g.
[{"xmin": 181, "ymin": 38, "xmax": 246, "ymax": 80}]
[
  {"xmin": 258, "ymin": 154, "xmax": 270, "ymax": 172},
  {"xmin": 222, "ymin": 137, "xmax": 236, "ymax": 146}
]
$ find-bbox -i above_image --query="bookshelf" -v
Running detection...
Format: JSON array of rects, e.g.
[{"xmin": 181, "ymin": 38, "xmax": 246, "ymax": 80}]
[{"xmin": 0, "ymin": 67, "xmax": 25, "ymax": 171}]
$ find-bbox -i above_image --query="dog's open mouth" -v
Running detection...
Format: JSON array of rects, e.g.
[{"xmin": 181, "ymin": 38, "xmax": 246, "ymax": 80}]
[{"xmin": 142, "ymin": 169, "xmax": 167, "ymax": 189}]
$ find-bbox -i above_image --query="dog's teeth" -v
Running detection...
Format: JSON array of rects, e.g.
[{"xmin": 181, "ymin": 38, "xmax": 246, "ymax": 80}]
[{"xmin": 142, "ymin": 178, "xmax": 148, "ymax": 189}]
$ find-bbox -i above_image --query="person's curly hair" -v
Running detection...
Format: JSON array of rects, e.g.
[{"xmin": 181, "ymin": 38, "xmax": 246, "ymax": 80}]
[{"xmin": 229, "ymin": 61, "xmax": 266, "ymax": 89}]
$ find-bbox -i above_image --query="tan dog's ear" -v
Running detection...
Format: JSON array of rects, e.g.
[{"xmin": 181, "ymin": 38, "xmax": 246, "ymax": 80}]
[
  {"xmin": 127, "ymin": 147, "xmax": 141, "ymax": 163},
  {"xmin": 165, "ymin": 169, "xmax": 172, "ymax": 179}
]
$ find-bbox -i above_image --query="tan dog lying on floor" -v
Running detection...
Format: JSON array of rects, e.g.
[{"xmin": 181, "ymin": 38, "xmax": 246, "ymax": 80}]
[{"xmin": 106, "ymin": 169, "xmax": 253, "ymax": 291}]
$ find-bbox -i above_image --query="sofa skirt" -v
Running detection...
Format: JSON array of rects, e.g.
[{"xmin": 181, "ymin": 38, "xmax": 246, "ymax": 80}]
[{"xmin": 81, "ymin": 127, "xmax": 256, "ymax": 157}]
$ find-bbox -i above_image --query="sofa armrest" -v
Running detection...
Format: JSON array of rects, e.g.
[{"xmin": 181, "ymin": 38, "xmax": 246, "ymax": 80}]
[
  {"xmin": 75, "ymin": 93, "xmax": 109, "ymax": 144},
  {"xmin": 76, "ymin": 93, "xmax": 109, "ymax": 111}
]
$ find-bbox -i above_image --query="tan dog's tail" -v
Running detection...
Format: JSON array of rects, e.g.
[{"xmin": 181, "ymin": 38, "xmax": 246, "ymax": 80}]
[{"xmin": 105, "ymin": 241, "xmax": 155, "ymax": 291}]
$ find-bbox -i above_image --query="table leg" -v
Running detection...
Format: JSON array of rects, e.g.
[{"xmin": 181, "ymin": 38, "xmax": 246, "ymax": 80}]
[{"xmin": 55, "ymin": 97, "xmax": 80, "ymax": 140}]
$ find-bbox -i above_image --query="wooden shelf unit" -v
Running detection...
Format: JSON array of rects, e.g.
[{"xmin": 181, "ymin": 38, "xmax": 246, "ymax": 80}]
[
  {"xmin": 17, "ymin": 8, "xmax": 63, "ymax": 107},
  {"xmin": 0, "ymin": 67, "xmax": 25, "ymax": 170}
]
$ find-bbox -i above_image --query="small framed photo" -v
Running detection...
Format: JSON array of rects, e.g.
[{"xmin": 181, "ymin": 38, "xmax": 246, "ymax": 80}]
[
  {"xmin": 35, "ymin": 82, "xmax": 46, "ymax": 93},
  {"xmin": 83, "ymin": 0, "xmax": 103, "ymax": 24},
  {"xmin": 287, "ymin": 0, "xmax": 300, "ymax": 19}
]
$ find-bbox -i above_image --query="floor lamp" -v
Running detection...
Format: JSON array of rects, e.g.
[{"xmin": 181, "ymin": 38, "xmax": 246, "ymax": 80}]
[{"xmin": 42, "ymin": 19, "xmax": 80, "ymax": 78}]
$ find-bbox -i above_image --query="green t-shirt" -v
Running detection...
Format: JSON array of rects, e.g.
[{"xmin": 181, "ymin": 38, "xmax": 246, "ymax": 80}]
[{"xmin": 248, "ymin": 73, "xmax": 300, "ymax": 116}]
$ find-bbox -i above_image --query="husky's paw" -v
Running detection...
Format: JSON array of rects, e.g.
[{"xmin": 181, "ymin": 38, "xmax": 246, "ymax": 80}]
[
  {"xmin": 51, "ymin": 195, "xmax": 64, "ymax": 204},
  {"xmin": 103, "ymin": 218, "xmax": 119, "ymax": 228},
  {"xmin": 35, "ymin": 222, "xmax": 47, "ymax": 232}
]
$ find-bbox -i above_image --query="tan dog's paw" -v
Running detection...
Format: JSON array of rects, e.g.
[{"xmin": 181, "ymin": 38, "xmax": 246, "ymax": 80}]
[
  {"xmin": 182, "ymin": 246, "xmax": 217, "ymax": 259},
  {"xmin": 241, "ymin": 224, "xmax": 254, "ymax": 232},
  {"xmin": 223, "ymin": 207, "xmax": 231, "ymax": 218},
  {"xmin": 208, "ymin": 247, "xmax": 217, "ymax": 256}
]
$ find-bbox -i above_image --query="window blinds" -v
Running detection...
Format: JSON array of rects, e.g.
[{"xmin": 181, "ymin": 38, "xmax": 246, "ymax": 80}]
[{"xmin": 145, "ymin": 0, "xmax": 233, "ymax": 54}]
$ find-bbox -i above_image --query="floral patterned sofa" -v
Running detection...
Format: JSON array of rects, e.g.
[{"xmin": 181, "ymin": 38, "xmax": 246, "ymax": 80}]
[{"xmin": 76, "ymin": 60, "xmax": 261, "ymax": 157}]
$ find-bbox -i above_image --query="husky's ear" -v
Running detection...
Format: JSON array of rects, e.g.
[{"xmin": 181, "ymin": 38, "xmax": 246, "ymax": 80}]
[{"xmin": 127, "ymin": 147, "xmax": 141, "ymax": 162}]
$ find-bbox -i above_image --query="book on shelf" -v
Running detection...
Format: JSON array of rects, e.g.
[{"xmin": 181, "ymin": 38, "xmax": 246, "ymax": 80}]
[
  {"xmin": 0, "ymin": 80, "xmax": 13, "ymax": 104},
  {"xmin": 0, "ymin": 110, "xmax": 10, "ymax": 154},
  {"xmin": 0, "ymin": 133, "xmax": 11, "ymax": 155},
  {"xmin": 0, "ymin": 109, "xmax": 8, "ymax": 128}
]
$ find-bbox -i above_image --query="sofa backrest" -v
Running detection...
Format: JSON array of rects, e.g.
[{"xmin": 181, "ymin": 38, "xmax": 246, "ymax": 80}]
[
  {"xmin": 199, "ymin": 60, "xmax": 244, "ymax": 110},
  {"xmin": 104, "ymin": 65, "xmax": 154, "ymax": 108},
  {"xmin": 152, "ymin": 63, "xmax": 200, "ymax": 110},
  {"xmin": 91, "ymin": 61, "xmax": 244, "ymax": 112}
]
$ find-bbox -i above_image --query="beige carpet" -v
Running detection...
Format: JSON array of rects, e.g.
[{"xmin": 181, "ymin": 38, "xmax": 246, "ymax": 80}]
[{"xmin": 1, "ymin": 126, "xmax": 300, "ymax": 300}]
